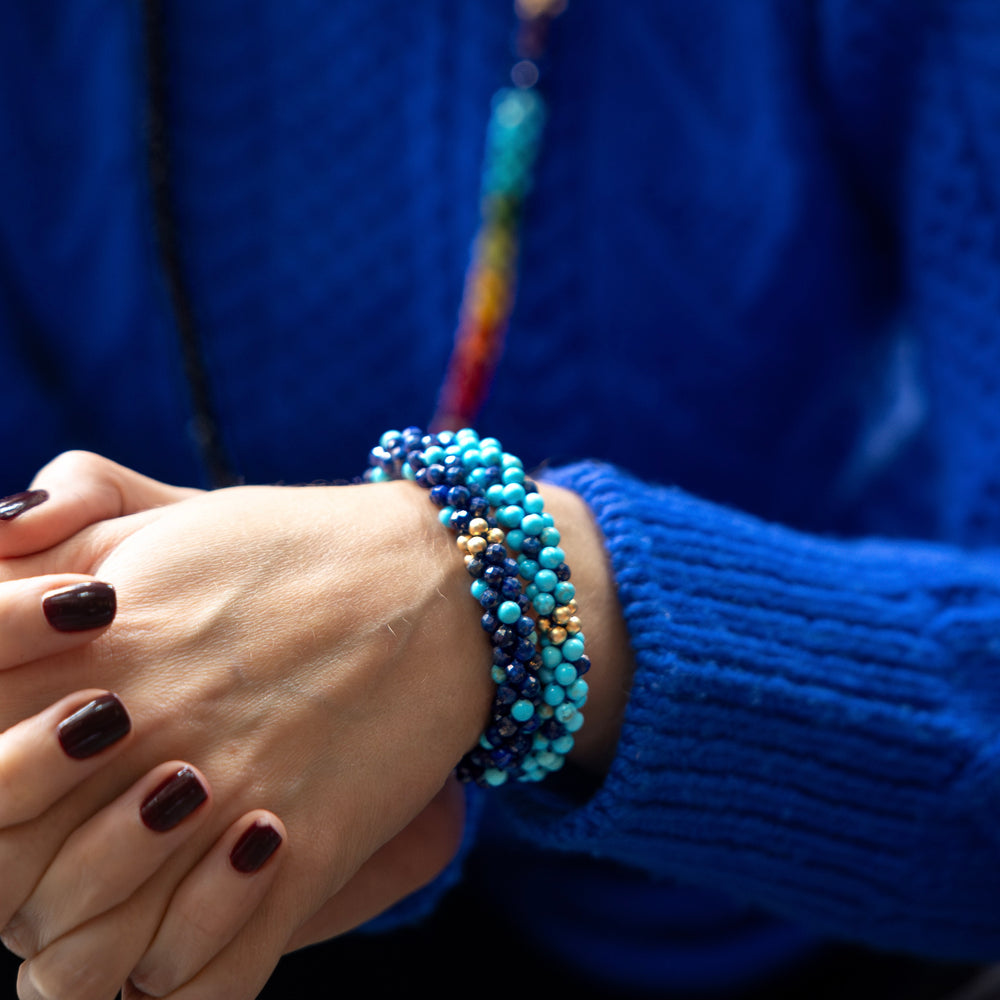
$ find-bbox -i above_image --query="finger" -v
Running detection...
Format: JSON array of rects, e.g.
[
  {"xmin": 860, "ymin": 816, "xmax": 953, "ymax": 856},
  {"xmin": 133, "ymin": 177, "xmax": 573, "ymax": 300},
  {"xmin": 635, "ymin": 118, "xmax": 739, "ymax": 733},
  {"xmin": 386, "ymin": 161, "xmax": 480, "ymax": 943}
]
[
  {"xmin": 128, "ymin": 811, "xmax": 286, "ymax": 997},
  {"xmin": 122, "ymin": 903, "xmax": 287, "ymax": 1000},
  {"xmin": 0, "ymin": 451, "xmax": 199, "ymax": 559},
  {"xmin": 17, "ymin": 887, "xmax": 167, "ymax": 1000},
  {"xmin": 7, "ymin": 762, "xmax": 211, "ymax": 958},
  {"xmin": 0, "ymin": 575, "xmax": 116, "ymax": 672},
  {"xmin": 0, "ymin": 689, "xmax": 131, "ymax": 829}
]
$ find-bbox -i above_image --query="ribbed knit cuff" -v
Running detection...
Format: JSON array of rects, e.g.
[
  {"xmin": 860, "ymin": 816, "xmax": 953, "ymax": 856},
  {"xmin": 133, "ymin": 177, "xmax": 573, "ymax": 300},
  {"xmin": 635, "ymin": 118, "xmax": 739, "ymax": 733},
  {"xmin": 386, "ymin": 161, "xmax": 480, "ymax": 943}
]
[{"xmin": 495, "ymin": 461, "xmax": 1000, "ymax": 961}]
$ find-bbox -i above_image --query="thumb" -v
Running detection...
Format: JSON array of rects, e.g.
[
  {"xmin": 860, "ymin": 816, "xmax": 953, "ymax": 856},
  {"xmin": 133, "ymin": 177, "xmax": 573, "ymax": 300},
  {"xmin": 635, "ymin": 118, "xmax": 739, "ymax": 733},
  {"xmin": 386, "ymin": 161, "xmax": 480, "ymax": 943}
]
[{"xmin": 0, "ymin": 451, "xmax": 200, "ymax": 558}]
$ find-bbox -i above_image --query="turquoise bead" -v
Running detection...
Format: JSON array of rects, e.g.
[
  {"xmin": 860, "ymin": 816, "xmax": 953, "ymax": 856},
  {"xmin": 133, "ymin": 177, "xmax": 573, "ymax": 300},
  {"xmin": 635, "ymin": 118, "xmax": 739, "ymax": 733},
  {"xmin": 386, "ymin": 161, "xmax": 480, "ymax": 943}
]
[
  {"xmin": 533, "ymin": 592, "xmax": 555, "ymax": 616},
  {"xmin": 502, "ymin": 482, "xmax": 526, "ymax": 504},
  {"xmin": 462, "ymin": 448, "xmax": 482, "ymax": 469},
  {"xmin": 518, "ymin": 557, "xmax": 539, "ymax": 580},
  {"xmin": 564, "ymin": 708, "xmax": 585, "ymax": 731},
  {"xmin": 379, "ymin": 429, "xmax": 401, "ymax": 449},
  {"xmin": 501, "ymin": 453, "xmax": 522, "ymax": 469},
  {"xmin": 424, "ymin": 445, "xmax": 445, "ymax": 464},
  {"xmin": 561, "ymin": 637, "xmax": 585, "ymax": 662},
  {"xmin": 470, "ymin": 579, "xmax": 489, "ymax": 600},
  {"xmin": 438, "ymin": 506, "xmax": 455, "ymax": 526},
  {"xmin": 506, "ymin": 528, "xmax": 525, "ymax": 551},
  {"xmin": 541, "ymin": 645, "xmax": 563, "ymax": 669},
  {"xmin": 521, "ymin": 513, "xmax": 545, "ymax": 535},
  {"xmin": 539, "ymin": 546, "xmax": 565, "ymax": 569},
  {"xmin": 497, "ymin": 504, "xmax": 524, "ymax": 528},
  {"xmin": 502, "ymin": 466, "xmax": 525, "ymax": 485},
  {"xmin": 486, "ymin": 484, "xmax": 506, "ymax": 507},
  {"xmin": 544, "ymin": 683, "xmax": 565, "ymax": 706},
  {"xmin": 554, "ymin": 581, "xmax": 575, "ymax": 603},
  {"xmin": 569, "ymin": 678, "xmax": 589, "ymax": 702},
  {"xmin": 555, "ymin": 702, "xmax": 578, "ymax": 723},
  {"xmin": 540, "ymin": 525, "xmax": 561, "ymax": 546},
  {"xmin": 536, "ymin": 750, "xmax": 561, "ymax": 771},
  {"xmin": 525, "ymin": 582, "xmax": 539, "ymax": 600},
  {"xmin": 483, "ymin": 768, "xmax": 508, "ymax": 787},
  {"xmin": 498, "ymin": 600, "xmax": 521, "ymax": 624},
  {"xmin": 511, "ymin": 699, "xmax": 535, "ymax": 723},
  {"xmin": 534, "ymin": 568, "xmax": 557, "ymax": 592},
  {"xmin": 402, "ymin": 462, "xmax": 416, "ymax": 480},
  {"xmin": 368, "ymin": 467, "xmax": 390, "ymax": 483},
  {"xmin": 554, "ymin": 662, "xmax": 577, "ymax": 686},
  {"xmin": 552, "ymin": 734, "xmax": 575, "ymax": 755},
  {"xmin": 491, "ymin": 665, "xmax": 506, "ymax": 684},
  {"xmin": 523, "ymin": 493, "xmax": 545, "ymax": 514}
]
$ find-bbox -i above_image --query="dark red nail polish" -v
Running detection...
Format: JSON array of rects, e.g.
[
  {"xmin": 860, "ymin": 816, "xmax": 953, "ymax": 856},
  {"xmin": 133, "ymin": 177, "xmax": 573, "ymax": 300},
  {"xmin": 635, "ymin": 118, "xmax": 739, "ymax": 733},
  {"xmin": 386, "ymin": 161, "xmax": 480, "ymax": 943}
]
[
  {"xmin": 43, "ymin": 581, "xmax": 116, "ymax": 632},
  {"xmin": 57, "ymin": 693, "xmax": 131, "ymax": 759},
  {"xmin": 140, "ymin": 766, "xmax": 208, "ymax": 832},
  {"xmin": 0, "ymin": 489, "xmax": 48, "ymax": 521},
  {"xmin": 230, "ymin": 820, "xmax": 283, "ymax": 874}
]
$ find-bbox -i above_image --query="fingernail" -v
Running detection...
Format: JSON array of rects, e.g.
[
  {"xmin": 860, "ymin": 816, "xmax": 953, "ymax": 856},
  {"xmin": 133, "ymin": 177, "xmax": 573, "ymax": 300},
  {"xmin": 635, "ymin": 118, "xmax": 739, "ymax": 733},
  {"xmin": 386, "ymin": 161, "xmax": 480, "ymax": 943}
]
[
  {"xmin": 140, "ymin": 766, "xmax": 208, "ymax": 832},
  {"xmin": 230, "ymin": 820, "xmax": 283, "ymax": 874},
  {"xmin": 43, "ymin": 581, "xmax": 117, "ymax": 632},
  {"xmin": 57, "ymin": 693, "xmax": 132, "ymax": 759},
  {"xmin": 0, "ymin": 489, "xmax": 48, "ymax": 521}
]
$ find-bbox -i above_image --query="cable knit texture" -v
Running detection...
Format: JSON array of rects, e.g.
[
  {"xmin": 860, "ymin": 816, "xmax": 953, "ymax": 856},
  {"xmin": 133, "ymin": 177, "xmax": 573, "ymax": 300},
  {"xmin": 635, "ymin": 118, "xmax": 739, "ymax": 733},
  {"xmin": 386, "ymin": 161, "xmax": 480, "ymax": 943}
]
[{"xmin": 2, "ymin": 0, "xmax": 1000, "ymax": 991}]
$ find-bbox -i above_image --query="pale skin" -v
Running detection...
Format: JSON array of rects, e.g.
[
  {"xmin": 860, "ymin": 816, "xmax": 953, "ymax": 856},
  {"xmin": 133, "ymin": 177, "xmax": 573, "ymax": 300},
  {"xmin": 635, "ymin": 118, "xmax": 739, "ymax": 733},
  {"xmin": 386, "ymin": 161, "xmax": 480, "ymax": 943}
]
[{"xmin": 0, "ymin": 451, "xmax": 633, "ymax": 1000}]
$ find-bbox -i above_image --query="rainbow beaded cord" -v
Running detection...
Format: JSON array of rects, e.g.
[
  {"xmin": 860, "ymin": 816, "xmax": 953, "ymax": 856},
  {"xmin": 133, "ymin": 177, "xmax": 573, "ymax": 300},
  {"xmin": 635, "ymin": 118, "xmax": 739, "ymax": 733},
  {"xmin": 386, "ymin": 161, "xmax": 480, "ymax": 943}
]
[
  {"xmin": 431, "ymin": 1, "xmax": 566, "ymax": 432},
  {"xmin": 366, "ymin": 426, "xmax": 588, "ymax": 787}
]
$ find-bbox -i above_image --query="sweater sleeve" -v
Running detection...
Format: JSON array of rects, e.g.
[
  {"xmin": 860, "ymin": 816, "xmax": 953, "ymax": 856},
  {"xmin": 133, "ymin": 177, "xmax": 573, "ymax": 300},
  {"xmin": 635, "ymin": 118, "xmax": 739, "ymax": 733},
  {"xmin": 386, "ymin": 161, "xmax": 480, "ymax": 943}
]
[{"xmin": 493, "ymin": 460, "xmax": 1000, "ymax": 962}]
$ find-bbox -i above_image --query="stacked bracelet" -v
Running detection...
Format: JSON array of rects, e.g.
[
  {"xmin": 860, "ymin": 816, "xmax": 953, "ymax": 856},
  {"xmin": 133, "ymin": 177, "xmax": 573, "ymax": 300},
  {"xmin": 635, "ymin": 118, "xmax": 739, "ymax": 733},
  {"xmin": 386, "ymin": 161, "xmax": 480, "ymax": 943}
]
[{"xmin": 365, "ymin": 427, "xmax": 588, "ymax": 787}]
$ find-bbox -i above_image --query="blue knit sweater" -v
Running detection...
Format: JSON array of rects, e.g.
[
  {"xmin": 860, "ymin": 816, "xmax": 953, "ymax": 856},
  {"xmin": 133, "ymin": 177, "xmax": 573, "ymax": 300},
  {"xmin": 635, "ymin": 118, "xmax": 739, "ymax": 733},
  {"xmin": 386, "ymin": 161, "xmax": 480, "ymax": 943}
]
[{"xmin": 2, "ymin": 1, "xmax": 1000, "ymax": 993}]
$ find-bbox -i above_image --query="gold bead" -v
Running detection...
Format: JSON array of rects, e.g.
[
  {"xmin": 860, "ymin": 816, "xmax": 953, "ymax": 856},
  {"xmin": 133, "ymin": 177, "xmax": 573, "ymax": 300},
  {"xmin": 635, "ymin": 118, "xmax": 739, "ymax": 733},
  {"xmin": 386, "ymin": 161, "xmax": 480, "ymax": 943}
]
[
  {"xmin": 565, "ymin": 599, "xmax": 578, "ymax": 615},
  {"xmin": 464, "ymin": 554, "xmax": 475, "ymax": 568},
  {"xmin": 566, "ymin": 616, "xmax": 582, "ymax": 634},
  {"xmin": 467, "ymin": 535, "xmax": 488, "ymax": 556},
  {"xmin": 536, "ymin": 617, "xmax": 552, "ymax": 635},
  {"xmin": 469, "ymin": 517, "xmax": 490, "ymax": 536},
  {"xmin": 487, "ymin": 527, "xmax": 506, "ymax": 545},
  {"xmin": 549, "ymin": 626, "xmax": 568, "ymax": 645},
  {"xmin": 552, "ymin": 606, "xmax": 571, "ymax": 625},
  {"xmin": 456, "ymin": 535, "xmax": 470, "ymax": 553}
]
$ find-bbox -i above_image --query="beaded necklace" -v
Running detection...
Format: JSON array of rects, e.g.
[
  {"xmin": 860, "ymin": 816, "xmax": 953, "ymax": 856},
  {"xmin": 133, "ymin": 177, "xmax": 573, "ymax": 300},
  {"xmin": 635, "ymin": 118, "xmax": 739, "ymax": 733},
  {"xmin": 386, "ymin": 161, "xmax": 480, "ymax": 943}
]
[{"xmin": 430, "ymin": 0, "xmax": 567, "ymax": 431}]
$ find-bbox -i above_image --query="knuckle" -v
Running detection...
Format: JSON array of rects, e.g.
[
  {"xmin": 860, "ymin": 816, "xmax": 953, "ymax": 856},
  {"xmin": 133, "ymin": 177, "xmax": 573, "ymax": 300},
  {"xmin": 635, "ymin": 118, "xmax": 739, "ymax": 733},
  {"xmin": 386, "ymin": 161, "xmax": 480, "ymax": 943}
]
[{"xmin": 1, "ymin": 910, "xmax": 39, "ymax": 960}]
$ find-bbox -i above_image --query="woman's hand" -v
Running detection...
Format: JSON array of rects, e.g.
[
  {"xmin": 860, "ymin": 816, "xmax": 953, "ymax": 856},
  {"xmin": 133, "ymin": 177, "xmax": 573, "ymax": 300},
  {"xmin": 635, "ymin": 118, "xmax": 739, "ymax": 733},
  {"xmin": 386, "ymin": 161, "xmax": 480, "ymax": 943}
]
[{"xmin": 0, "ymin": 457, "xmax": 496, "ymax": 998}]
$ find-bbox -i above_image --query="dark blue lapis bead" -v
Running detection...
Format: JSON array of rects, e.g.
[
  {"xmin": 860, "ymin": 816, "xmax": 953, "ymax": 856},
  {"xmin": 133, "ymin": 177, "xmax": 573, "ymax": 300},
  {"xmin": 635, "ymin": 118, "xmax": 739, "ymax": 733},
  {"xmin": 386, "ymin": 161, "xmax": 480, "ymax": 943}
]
[
  {"xmin": 469, "ymin": 496, "xmax": 490, "ymax": 518},
  {"xmin": 502, "ymin": 559, "xmax": 517, "ymax": 580},
  {"xmin": 483, "ymin": 565, "xmax": 506, "ymax": 588},
  {"xmin": 443, "ymin": 453, "xmax": 462, "ymax": 468},
  {"xmin": 425, "ymin": 463, "xmax": 446, "ymax": 486},
  {"xmin": 481, "ymin": 611, "xmax": 499, "ymax": 634},
  {"xmin": 414, "ymin": 468, "xmax": 429, "ymax": 488},
  {"xmin": 555, "ymin": 563, "xmax": 571, "ymax": 581},
  {"xmin": 575, "ymin": 654, "xmax": 591, "ymax": 675},
  {"xmin": 485, "ymin": 724, "xmax": 505, "ymax": 747},
  {"xmin": 516, "ymin": 615, "xmax": 535, "ymax": 636},
  {"xmin": 519, "ymin": 675, "xmax": 541, "ymax": 700},
  {"xmin": 490, "ymin": 746, "xmax": 515, "ymax": 769},
  {"xmin": 421, "ymin": 433, "xmax": 437, "ymax": 449},
  {"xmin": 514, "ymin": 637, "xmax": 536, "ymax": 663},
  {"xmin": 528, "ymin": 652, "xmax": 544, "ymax": 671},
  {"xmin": 492, "ymin": 645, "xmax": 513, "ymax": 667},
  {"xmin": 449, "ymin": 509, "xmax": 471, "ymax": 533},
  {"xmin": 523, "ymin": 477, "xmax": 538, "ymax": 494},
  {"xmin": 505, "ymin": 662, "xmax": 527, "ymax": 687},
  {"xmin": 479, "ymin": 587, "xmax": 500, "ymax": 610},
  {"xmin": 517, "ymin": 594, "xmax": 531, "ymax": 611},
  {"xmin": 483, "ymin": 465, "xmax": 502, "ymax": 485},
  {"xmin": 455, "ymin": 760, "xmax": 475, "ymax": 783},
  {"xmin": 541, "ymin": 719, "xmax": 566, "ymax": 740},
  {"xmin": 520, "ymin": 536, "xmax": 542, "ymax": 558},
  {"xmin": 466, "ymin": 556, "xmax": 486, "ymax": 579},
  {"xmin": 401, "ymin": 426, "xmax": 424, "ymax": 448},
  {"xmin": 493, "ymin": 625, "xmax": 516, "ymax": 648},
  {"xmin": 429, "ymin": 484, "xmax": 450, "ymax": 507},
  {"xmin": 500, "ymin": 576, "xmax": 522, "ymax": 601},
  {"xmin": 495, "ymin": 716, "xmax": 518, "ymax": 740},
  {"xmin": 370, "ymin": 445, "xmax": 394, "ymax": 471},
  {"xmin": 486, "ymin": 514, "xmax": 499, "ymax": 530},
  {"xmin": 445, "ymin": 465, "xmax": 466, "ymax": 486},
  {"xmin": 406, "ymin": 449, "xmax": 426, "ymax": 471},
  {"xmin": 520, "ymin": 713, "xmax": 541, "ymax": 734},
  {"xmin": 484, "ymin": 543, "xmax": 508, "ymax": 566},
  {"xmin": 511, "ymin": 733, "xmax": 533, "ymax": 756},
  {"xmin": 447, "ymin": 485, "xmax": 471, "ymax": 509},
  {"xmin": 494, "ymin": 684, "xmax": 518, "ymax": 707}
]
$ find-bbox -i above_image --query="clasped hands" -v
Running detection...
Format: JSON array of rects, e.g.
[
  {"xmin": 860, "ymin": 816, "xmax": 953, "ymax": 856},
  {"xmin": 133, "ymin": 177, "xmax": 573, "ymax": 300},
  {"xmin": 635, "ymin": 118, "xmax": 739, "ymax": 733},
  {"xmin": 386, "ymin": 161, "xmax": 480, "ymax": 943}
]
[{"xmin": 0, "ymin": 451, "xmax": 495, "ymax": 1000}]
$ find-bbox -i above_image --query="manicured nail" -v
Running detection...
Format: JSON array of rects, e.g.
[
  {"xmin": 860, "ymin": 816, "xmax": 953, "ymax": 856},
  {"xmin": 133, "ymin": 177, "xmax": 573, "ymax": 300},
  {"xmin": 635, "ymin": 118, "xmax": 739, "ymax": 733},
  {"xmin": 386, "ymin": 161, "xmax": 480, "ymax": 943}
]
[
  {"xmin": 57, "ymin": 693, "xmax": 132, "ymax": 759},
  {"xmin": 230, "ymin": 820, "xmax": 283, "ymax": 874},
  {"xmin": 0, "ymin": 489, "xmax": 48, "ymax": 521},
  {"xmin": 140, "ymin": 766, "xmax": 208, "ymax": 832},
  {"xmin": 43, "ymin": 581, "xmax": 117, "ymax": 632}
]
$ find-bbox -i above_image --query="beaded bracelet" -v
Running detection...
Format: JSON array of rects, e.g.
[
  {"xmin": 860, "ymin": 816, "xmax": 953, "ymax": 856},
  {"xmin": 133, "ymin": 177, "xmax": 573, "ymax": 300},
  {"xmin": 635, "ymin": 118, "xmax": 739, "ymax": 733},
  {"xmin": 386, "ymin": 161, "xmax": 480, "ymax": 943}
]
[{"xmin": 365, "ymin": 427, "xmax": 588, "ymax": 787}]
